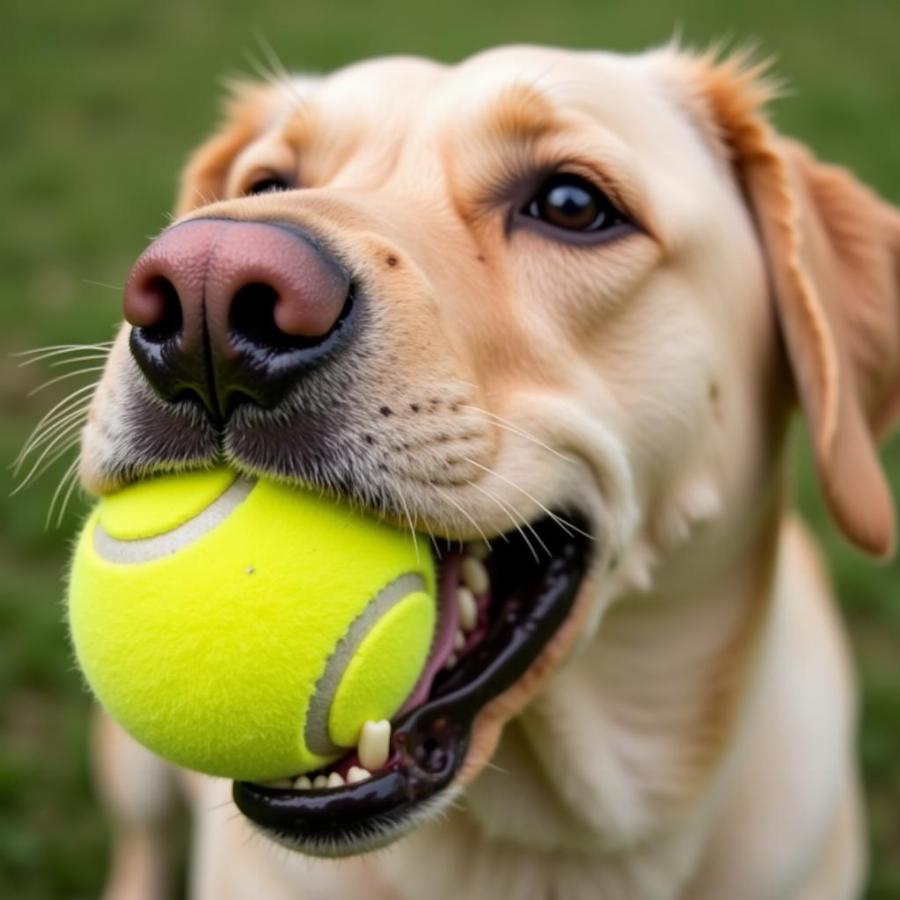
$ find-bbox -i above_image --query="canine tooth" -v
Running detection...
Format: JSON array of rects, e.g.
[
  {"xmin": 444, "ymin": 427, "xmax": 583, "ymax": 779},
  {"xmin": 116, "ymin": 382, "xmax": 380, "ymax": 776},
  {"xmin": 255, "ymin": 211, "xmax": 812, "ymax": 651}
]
[
  {"xmin": 458, "ymin": 587, "xmax": 478, "ymax": 631},
  {"xmin": 444, "ymin": 653, "xmax": 458, "ymax": 669},
  {"xmin": 294, "ymin": 776, "xmax": 312, "ymax": 790},
  {"xmin": 358, "ymin": 720, "xmax": 391, "ymax": 770},
  {"xmin": 327, "ymin": 772, "xmax": 345, "ymax": 788},
  {"xmin": 467, "ymin": 542, "xmax": 490, "ymax": 560},
  {"xmin": 461, "ymin": 557, "xmax": 489, "ymax": 594},
  {"xmin": 454, "ymin": 630, "xmax": 466, "ymax": 652},
  {"xmin": 347, "ymin": 766, "xmax": 370, "ymax": 784},
  {"xmin": 313, "ymin": 775, "xmax": 329, "ymax": 789}
]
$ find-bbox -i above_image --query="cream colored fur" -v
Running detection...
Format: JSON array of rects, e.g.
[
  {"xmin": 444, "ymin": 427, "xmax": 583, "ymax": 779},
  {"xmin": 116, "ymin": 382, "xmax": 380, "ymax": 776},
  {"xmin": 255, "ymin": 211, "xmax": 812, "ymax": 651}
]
[{"xmin": 84, "ymin": 44, "xmax": 900, "ymax": 900}]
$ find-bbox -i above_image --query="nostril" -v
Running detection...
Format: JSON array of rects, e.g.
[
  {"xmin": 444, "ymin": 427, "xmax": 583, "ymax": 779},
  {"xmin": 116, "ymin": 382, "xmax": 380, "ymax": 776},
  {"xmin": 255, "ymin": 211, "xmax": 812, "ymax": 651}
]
[
  {"xmin": 124, "ymin": 219, "xmax": 358, "ymax": 420},
  {"xmin": 128, "ymin": 275, "xmax": 183, "ymax": 343},
  {"xmin": 230, "ymin": 282, "xmax": 339, "ymax": 351}
]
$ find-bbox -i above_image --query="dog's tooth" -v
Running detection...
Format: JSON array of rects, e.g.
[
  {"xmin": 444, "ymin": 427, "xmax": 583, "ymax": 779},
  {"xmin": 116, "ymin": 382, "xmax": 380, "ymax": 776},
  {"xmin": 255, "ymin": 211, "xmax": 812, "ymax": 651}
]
[
  {"xmin": 358, "ymin": 719, "xmax": 391, "ymax": 770},
  {"xmin": 327, "ymin": 772, "xmax": 345, "ymax": 788},
  {"xmin": 313, "ymin": 774, "xmax": 329, "ymax": 789},
  {"xmin": 294, "ymin": 776, "xmax": 312, "ymax": 790},
  {"xmin": 461, "ymin": 557, "xmax": 489, "ymax": 594},
  {"xmin": 453, "ymin": 629, "xmax": 466, "ymax": 652},
  {"xmin": 458, "ymin": 587, "xmax": 478, "ymax": 631},
  {"xmin": 444, "ymin": 653, "xmax": 458, "ymax": 670},
  {"xmin": 347, "ymin": 766, "xmax": 371, "ymax": 784},
  {"xmin": 466, "ymin": 542, "xmax": 490, "ymax": 560}
]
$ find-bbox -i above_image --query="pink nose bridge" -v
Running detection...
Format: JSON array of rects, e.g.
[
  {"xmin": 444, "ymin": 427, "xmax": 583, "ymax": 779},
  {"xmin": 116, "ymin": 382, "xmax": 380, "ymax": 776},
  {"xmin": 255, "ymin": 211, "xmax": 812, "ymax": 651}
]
[{"xmin": 123, "ymin": 219, "xmax": 347, "ymax": 341}]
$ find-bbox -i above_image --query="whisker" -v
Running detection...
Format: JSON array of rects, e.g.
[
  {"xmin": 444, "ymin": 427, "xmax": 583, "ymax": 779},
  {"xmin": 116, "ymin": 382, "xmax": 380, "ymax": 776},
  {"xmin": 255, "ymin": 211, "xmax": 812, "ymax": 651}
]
[
  {"xmin": 15, "ymin": 403, "xmax": 90, "ymax": 470},
  {"xmin": 405, "ymin": 488, "xmax": 437, "ymax": 550},
  {"xmin": 82, "ymin": 279, "xmax": 122, "ymax": 292},
  {"xmin": 48, "ymin": 353, "xmax": 112, "ymax": 369},
  {"xmin": 55, "ymin": 458, "xmax": 84, "ymax": 527},
  {"xmin": 464, "ymin": 479, "xmax": 543, "ymax": 563},
  {"xmin": 485, "ymin": 486, "xmax": 552, "ymax": 558},
  {"xmin": 395, "ymin": 488, "xmax": 421, "ymax": 565},
  {"xmin": 14, "ymin": 382, "xmax": 97, "ymax": 464},
  {"xmin": 247, "ymin": 32, "xmax": 308, "ymax": 118},
  {"xmin": 460, "ymin": 405, "xmax": 572, "ymax": 463},
  {"xmin": 11, "ymin": 433, "xmax": 81, "ymax": 496},
  {"xmin": 46, "ymin": 454, "xmax": 81, "ymax": 529},
  {"xmin": 244, "ymin": 50, "xmax": 277, "ymax": 88},
  {"xmin": 462, "ymin": 457, "xmax": 595, "ymax": 542},
  {"xmin": 16, "ymin": 397, "xmax": 92, "ymax": 466},
  {"xmin": 14, "ymin": 342, "xmax": 114, "ymax": 365},
  {"xmin": 28, "ymin": 365, "xmax": 107, "ymax": 397},
  {"xmin": 430, "ymin": 483, "xmax": 494, "ymax": 551},
  {"xmin": 255, "ymin": 33, "xmax": 306, "ymax": 108}
]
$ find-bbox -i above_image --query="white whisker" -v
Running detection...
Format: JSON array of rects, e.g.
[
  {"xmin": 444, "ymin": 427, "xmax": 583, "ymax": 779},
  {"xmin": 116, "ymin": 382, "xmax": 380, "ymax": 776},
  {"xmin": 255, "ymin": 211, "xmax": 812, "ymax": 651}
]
[
  {"xmin": 46, "ymin": 454, "xmax": 81, "ymax": 529},
  {"xmin": 465, "ymin": 479, "xmax": 544, "ymax": 562},
  {"xmin": 462, "ymin": 457, "xmax": 595, "ymax": 542},
  {"xmin": 247, "ymin": 32, "xmax": 308, "ymax": 118},
  {"xmin": 15, "ymin": 403, "xmax": 90, "ymax": 470},
  {"xmin": 20, "ymin": 383, "xmax": 97, "ymax": 464},
  {"xmin": 20, "ymin": 383, "xmax": 98, "ymax": 443},
  {"xmin": 460, "ymin": 405, "xmax": 572, "ymax": 463},
  {"xmin": 14, "ymin": 343, "xmax": 114, "ymax": 365},
  {"xmin": 256, "ymin": 34, "xmax": 307, "ymax": 110},
  {"xmin": 28, "ymin": 365, "xmax": 107, "ymax": 397},
  {"xmin": 430, "ymin": 483, "xmax": 494, "ymax": 551},
  {"xmin": 82, "ymin": 279, "xmax": 122, "ymax": 292},
  {"xmin": 16, "ymin": 397, "xmax": 92, "ymax": 466},
  {"xmin": 12, "ymin": 433, "xmax": 81, "ymax": 495},
  {"xmin": 48, "ymin": 353, "xmax": 112, "ymax": 368},
  {"xmin": 395, "ymin": 488, "xmax": 421, "ymax": 565},
  {"xmin": 56, "ymin": 459, "xmax": 84, "ymax": 527}
]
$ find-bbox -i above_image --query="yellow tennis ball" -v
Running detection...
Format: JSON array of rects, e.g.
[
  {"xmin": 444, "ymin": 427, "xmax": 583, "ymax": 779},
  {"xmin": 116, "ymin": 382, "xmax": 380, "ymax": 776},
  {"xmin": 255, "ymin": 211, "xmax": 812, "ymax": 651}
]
[{"xmin": 67, "ymin": 467, "xmax": 435, "ymax": 782}]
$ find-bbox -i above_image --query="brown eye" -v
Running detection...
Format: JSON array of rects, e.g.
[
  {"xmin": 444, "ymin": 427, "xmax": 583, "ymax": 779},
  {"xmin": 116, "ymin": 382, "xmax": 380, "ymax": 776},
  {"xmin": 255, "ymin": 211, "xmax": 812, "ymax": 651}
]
[
  {"xmin": 524, "ymin": 174, "xmax": 626, "ymax": 233},
  {"xmin": 245, "ymin": 175, "xmax": 293, "ymax": 195}
]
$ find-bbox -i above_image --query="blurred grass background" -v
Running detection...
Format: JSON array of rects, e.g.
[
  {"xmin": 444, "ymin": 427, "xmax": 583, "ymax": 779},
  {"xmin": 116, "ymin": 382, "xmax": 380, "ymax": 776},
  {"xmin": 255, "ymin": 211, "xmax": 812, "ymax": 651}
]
[{"xmin": 1, "ymin": 0, "xmax": 898, "ymax": 897}]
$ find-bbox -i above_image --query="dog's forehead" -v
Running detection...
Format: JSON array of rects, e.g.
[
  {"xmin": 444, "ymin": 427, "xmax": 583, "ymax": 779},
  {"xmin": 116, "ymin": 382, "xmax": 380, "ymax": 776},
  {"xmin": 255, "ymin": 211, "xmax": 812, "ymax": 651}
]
[{"xmin": 280, "ymin": 46, "xmax": 678, "ymax": 144}]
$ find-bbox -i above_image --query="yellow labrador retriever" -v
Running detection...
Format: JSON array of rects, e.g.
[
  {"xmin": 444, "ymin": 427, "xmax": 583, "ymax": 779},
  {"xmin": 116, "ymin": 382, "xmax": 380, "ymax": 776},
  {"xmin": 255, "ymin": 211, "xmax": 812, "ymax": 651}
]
[{"xmin": 83, "ymin": 44, "xmax": 899, "ymax": 900}]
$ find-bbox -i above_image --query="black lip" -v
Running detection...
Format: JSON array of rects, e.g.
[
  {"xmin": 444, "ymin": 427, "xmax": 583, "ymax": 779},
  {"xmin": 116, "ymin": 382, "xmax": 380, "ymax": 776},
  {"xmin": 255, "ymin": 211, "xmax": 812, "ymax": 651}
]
[{"xmin": 232, "ymin": 517, "xmax": 590, "ymax": 854}]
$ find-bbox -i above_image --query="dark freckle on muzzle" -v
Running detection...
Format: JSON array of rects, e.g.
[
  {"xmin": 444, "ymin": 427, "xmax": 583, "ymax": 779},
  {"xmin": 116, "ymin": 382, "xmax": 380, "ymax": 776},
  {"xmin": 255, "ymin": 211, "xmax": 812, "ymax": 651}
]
[{"xmin": 123, "ymin": 217, "xmax": 356, "ymax": 423}]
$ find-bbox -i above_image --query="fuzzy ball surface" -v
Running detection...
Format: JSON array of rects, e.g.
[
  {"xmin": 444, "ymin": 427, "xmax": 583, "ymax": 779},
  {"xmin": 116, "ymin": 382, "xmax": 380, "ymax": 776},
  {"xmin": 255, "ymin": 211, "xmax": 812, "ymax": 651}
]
[{"xmin": 68, "ymin": 468, "xmax": 435, "ymax": 782}]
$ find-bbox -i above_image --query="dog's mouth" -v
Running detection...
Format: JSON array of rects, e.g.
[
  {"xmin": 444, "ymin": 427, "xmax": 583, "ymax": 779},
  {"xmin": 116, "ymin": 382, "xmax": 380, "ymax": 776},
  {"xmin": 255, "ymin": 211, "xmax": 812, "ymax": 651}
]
[{"xmin": 232, "ymin": 511, "xmax": 591, "ymax": 855}]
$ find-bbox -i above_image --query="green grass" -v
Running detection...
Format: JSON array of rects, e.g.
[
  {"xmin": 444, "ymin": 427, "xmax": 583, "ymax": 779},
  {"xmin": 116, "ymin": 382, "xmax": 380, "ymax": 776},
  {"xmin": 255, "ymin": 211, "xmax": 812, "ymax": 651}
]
[{"xmin": 2, "ymin": 0, "xmax": 898, "ymax": 896}]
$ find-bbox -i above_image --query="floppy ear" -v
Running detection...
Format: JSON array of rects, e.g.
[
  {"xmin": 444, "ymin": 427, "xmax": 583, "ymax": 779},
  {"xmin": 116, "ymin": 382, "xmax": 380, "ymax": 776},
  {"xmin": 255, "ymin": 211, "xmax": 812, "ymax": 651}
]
[{"xmin": 683, "ymin": 52, "xmax": 900, "ymax": 557}]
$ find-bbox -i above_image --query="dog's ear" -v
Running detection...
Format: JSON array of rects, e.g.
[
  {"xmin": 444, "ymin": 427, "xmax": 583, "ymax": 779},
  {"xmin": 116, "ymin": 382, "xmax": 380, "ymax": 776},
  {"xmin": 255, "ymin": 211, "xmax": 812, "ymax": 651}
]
[
  {"xmin": 174, "ymin": 80, "xmax": 288, "ymax": 217},
  {"xmin": 676, "ymin": 51, "xmax": 900, "ymax": 557}
]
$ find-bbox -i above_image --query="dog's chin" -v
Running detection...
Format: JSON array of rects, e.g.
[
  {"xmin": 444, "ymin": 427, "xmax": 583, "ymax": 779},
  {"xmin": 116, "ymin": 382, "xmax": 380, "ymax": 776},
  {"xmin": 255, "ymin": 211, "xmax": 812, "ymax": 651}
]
[{"xmin": 232, "ymin": 509, "xmax": 593, "ymax": 858}]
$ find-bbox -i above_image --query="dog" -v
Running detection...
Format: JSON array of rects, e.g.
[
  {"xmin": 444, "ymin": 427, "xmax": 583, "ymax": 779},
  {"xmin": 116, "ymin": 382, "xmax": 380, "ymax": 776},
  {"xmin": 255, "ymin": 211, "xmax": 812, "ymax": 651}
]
[{"xmin": 80, "ymin": 44, "xmax": 900, "ymax": 900}]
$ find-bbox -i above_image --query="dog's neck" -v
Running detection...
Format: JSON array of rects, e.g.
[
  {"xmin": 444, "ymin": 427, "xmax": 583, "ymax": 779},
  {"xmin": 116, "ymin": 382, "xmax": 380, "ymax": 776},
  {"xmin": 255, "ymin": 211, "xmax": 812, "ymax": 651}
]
[{"xmin": 379, "ymin": 448, "xmax": 788, "ymax": 899}]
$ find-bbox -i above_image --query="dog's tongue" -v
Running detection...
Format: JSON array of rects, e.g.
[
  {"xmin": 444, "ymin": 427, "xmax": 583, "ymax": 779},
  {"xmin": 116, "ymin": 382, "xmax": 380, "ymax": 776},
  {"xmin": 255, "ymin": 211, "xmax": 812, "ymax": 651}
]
[{"xmin": 399, "ymin": 554, "xmax": 462, "ymax": 714}]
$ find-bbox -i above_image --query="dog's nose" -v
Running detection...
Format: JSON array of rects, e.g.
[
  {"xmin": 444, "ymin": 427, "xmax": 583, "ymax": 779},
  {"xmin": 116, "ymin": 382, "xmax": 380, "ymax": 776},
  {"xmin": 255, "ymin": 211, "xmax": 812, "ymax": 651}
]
[{"xmin": 123, "ymin": 218, "xmax": 352, "ymax": 419}]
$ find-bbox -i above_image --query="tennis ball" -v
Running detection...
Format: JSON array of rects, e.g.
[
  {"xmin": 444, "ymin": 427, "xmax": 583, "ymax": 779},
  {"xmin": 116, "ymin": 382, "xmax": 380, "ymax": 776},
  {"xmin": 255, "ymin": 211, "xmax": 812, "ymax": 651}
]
[{"xmin": 67, "ymin": 468, "xmax": 435, "ymax": 782}]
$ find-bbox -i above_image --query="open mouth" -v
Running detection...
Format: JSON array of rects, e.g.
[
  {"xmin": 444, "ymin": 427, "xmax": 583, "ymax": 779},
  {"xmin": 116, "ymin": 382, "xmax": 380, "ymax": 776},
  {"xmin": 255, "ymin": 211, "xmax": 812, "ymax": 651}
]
[{"xmin": 233, "ymin": 512, "xmax": 591, "ymax": 855}]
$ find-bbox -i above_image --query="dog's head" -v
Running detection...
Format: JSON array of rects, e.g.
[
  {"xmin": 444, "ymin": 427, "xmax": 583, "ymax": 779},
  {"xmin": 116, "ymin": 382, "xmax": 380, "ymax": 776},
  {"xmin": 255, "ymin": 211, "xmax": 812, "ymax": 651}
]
[{"xmin": 80, "ymin": 45, "xmax": 900, "ymax": 854}]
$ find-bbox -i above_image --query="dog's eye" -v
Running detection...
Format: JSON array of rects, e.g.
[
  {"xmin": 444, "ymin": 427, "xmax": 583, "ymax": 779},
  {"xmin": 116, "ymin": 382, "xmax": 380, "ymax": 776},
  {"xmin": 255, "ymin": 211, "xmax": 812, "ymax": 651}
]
[
  {"xmin": 523, "ymin": 174, "xmax": 626, "ymax": 233},
  {"xmin": 245, "ymin": 176, "xmax": 293, "ymax": 196}
]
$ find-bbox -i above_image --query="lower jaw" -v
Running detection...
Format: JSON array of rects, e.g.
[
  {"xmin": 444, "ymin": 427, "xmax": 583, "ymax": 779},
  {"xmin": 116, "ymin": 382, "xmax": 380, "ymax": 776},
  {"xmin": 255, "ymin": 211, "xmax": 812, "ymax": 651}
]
[{"xmin": 233, "ymin": 513, "xmax": 592, "ymax": 856}]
